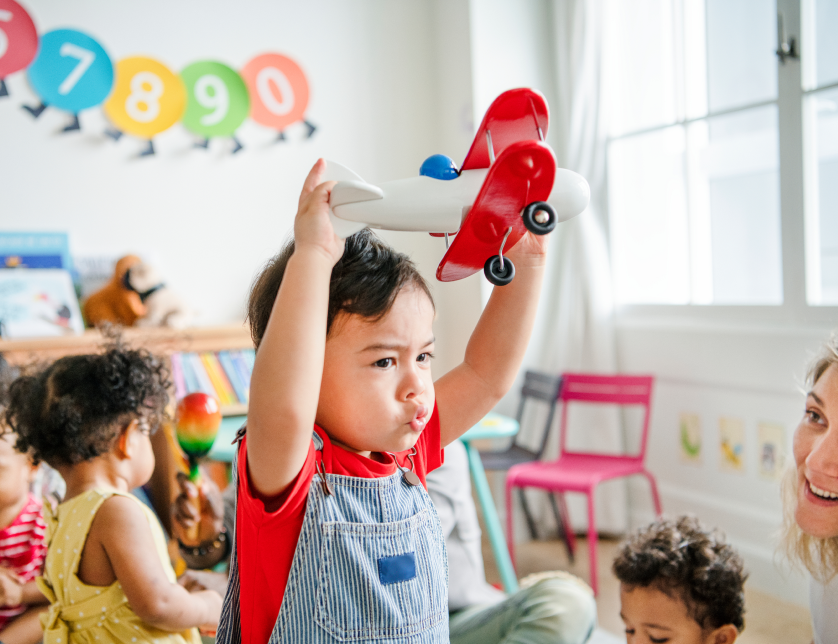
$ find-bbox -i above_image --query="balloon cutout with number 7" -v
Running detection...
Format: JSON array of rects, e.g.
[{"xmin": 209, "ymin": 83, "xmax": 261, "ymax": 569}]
[
  {"xmin": 24, "ymin": 28, "xmax": 113, "ymax": 132},
  {"xmin": 103, "ymin": 56, "xmax": 186, "ymax": 156},
  {"xmin": 0, "ymin": 0, "xmax": 37, "ymax": 99},
  {"xmin": 240, "ymin": 53, "xmax": 315, "ymax": 142},
  {"xmin": 180, "ymin": 61, "xmax": 250, "ymax": 154}
]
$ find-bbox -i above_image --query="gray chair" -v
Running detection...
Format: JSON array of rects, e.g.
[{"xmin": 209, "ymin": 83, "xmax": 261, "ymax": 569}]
[{"xmin": 478, "ymin": 371, "xmax": 575, "ymax": 561}]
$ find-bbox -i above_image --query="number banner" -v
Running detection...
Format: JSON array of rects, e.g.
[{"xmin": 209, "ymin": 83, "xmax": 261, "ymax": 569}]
[
  {"xmin": 240, "ymin": 53, "xmax": 309, "ymax": 131},
  {"xmin": 104, "ymin": 56, "xmax": 186, "ymax": 138},
  {"xmin": 0, "ymin": 0, "xmax": 37, "ymax": 78},
  {"xmin": 27, "ymin": 28, "xmax": 112, "ymax": 112},
  {"xmin": 180, "ymin": 61, "xmax": 249, "ymax": 138}
]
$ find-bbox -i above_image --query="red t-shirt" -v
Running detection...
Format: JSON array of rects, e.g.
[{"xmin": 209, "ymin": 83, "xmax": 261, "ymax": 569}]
[{"xmin": 236, "ymin": 404, "xmax": 444, "ymax": 644}]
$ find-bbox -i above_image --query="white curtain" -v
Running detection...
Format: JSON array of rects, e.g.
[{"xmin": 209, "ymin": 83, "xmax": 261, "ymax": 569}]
[{"xmin": 514, "ymin": 0, "xmax": 627, "ymax": 536}]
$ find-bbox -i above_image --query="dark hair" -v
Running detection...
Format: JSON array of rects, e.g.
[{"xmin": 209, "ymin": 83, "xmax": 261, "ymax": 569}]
[
  {"xmin": 3, "ymin": 339, "xmax": 171, "ymax": 467},
  {"xmin": 247, "ymin": 228, "xmax": 434, "ymax": 349},
  {"xmin": 612, "ymin": 515, "xmax": 747, "ymax": 633}
]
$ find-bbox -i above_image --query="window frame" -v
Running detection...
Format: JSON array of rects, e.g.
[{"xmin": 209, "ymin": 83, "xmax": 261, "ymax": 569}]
[{"xmin": 608, "ymin": 0, "xmax": 838, "ymax": 327}]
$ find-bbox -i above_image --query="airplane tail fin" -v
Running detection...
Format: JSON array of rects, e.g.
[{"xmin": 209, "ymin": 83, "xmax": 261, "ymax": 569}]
[{"xmin": 460, "ymin": 88, "xmax": 549, "ymax": 172}]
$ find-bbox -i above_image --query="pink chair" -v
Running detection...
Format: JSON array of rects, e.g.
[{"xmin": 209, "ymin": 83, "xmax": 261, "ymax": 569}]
[{"xmin": 505, "ymin": 373, "xmax": 662, "ymax": 595}]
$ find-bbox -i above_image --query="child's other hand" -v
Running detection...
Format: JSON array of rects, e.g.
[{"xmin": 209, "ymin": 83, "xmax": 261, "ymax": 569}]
[
  {"xmin": 178, "ymin": 569, "xmax": 227, "ymax": 596},
  {"xmin": 294, "ymin": 159, "xmax": 345, "ymax": 265},
  {"xmin": 505, "ymin": 228, "xmax": 550, "ymax": 270},
  {"xmin": 0, "ymin": 567, "xmax": 24, "ymax": 607},
  {"xmin": 171, "ymin": 471, "xmax": 224, "ymax": 547},
  {"xmin": 197, "ymin": 588, "xmax": 223, "ymax": 632}
]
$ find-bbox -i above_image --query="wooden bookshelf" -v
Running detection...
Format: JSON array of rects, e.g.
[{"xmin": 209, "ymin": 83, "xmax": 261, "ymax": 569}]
[
  {"xmin": 0, "ymin": 324, "xmax": 253, "ymax": 414},
  {"xmin": 0, "ymin": 324, "xmax": 253, "ymax": 362},
  {"xmin": 0, "ymin": 324, "xmax": 253, "ymax": 534}
]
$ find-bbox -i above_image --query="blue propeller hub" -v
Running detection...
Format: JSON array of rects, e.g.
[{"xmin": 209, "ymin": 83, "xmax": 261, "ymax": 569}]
[{"xmin": 420, "ymin": 154, "xmax": 459, "ymax": 180}]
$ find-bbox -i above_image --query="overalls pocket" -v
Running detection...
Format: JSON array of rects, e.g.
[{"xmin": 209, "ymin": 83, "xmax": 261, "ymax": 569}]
[{"xmin": 314, "ymin": 508, "xmax": 447, "ymax": 641}]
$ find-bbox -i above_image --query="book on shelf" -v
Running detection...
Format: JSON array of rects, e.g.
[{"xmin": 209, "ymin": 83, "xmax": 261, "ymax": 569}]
[{"xmin": 171, "ymin": 348, "xmax": 255, "ymax": 414}]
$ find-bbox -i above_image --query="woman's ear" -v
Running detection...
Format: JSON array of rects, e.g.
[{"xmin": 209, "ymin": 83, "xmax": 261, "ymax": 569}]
[
  {"xmin": 117, "ymin": 419, "xmax": 140, "ymax": 459},
  {"xmin": 706, "ymin": 624, "xmax": 739, "ymax": 644}
]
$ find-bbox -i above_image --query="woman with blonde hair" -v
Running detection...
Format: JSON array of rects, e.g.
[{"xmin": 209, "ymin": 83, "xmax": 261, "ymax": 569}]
[{"xmin": 783, "ymin": 337, "xmax": 838, "ymax": 643}]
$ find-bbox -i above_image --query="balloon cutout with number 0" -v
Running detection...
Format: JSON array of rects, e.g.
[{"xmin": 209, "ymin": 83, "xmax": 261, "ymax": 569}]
[
  {"xmin": 0, "ymin": 0, "xmax": 38, "ymax": 98},
  {"xmin": 25, "ymin": 28, "xmax": 113, "ymax": 131},
  {"xmin": 104, "ymin": 56, "xmax": 186, "ymax": 148},
  {"xmin": 181, "ymin": 61, "xmax": 249, "ymax": 152},
  {"xmin": 240, "ymin": 53, "xmax": 315, "ymax": 140}
]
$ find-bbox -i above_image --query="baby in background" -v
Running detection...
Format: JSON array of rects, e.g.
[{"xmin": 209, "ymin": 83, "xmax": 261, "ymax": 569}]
[
  {"xmin": 0, "ymin": 359, "xmax": 49, "ymax": 644},
  {"xmin": 3, "ymin": 340, "xmax": 221, "ymax": 644},
  {"xmin": 613, "ymin": 515, "xmax": 746, "ymax": 644},
  {"xmin": 0, "ymin": 432, "xmax": 49, "ymax": 644}
]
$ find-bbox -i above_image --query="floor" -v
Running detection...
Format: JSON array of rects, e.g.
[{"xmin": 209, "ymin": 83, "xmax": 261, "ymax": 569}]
[{"xmin": 482, "ymin": 535, "xmax": 814, "ymax": 644}]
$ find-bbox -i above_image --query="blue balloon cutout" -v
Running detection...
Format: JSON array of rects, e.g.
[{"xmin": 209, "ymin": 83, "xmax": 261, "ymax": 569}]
[
  {"xmin": 27, "ymin": 29, "xmax": 113, "ymax": 113},
  {"xmin": 420, "ymin": 154, "xmax": 459, "ymax": 181}
]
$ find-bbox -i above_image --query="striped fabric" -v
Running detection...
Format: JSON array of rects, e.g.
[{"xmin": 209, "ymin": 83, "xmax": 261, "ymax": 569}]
[
  {"xmin": 217, "ymin": 430, "xmax": 449, "ymax": 644},
  {"xmin": 0, "ymin": 493, "xmax": 46, "ymax": 627}
]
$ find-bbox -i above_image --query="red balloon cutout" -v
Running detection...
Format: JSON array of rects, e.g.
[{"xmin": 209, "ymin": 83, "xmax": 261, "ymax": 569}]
[{"xmin": 0, "ymin": 0, "xmax": 38, "ymax": 79}]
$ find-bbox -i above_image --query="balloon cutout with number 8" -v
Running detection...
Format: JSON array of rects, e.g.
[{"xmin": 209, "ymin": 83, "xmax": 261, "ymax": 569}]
[
  {"xmin": 25, "ymin": 29, "xmax": 113, "ymax": 131},
  {"xmin": 103, "ymin": 57, "xmax": 186, "ymax": 155},
  {"xmin": 240, "ymin": 53, "xmax": 315, "ymax": 140},
  {"xmin": 181, "ymin": 61, "xmax": 249, "ymax": 152},
  {"xmin": 0, "ymin": 0, "xmax": 38, "ymax": 98}
]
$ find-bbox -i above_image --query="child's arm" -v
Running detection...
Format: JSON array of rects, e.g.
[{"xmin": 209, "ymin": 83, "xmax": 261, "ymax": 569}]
[
  {"xmin": 20, "ymin": 581, "xmax": 46, "ymax": 605},
  {"xmin": 94, "ymin": 496, "xmax": 221, "ymax": 631},
  {"xmin": 0, "ymin": 569, "xmax": 46, "ymax": 607},
  {"xmin": 246, "ymin": 159, "xmax": 345, "ymax": 498},
  {"xmin": 435, "ymin": 232, "xmax": 548, "ymax": 447}
]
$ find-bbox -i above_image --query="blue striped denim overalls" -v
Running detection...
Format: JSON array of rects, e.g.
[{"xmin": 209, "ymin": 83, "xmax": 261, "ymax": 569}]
[{"xmin": 216, "ymin": 431, "xmax": 450, "ymax": 644}]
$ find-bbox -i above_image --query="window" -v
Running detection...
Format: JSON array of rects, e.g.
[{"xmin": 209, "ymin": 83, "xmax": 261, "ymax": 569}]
[
  {"xmin": 603, "ymin": 0, "xmax": 826, "ymax": 310},
  {"xmin": 804, "ymin": 0, "xmax": 838, "ymax": 304}
]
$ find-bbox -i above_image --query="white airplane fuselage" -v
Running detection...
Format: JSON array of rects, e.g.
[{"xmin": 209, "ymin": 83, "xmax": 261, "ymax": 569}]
[{"xmin": 329, "ymin": 167, "xmax": 590, "ymax": 238}]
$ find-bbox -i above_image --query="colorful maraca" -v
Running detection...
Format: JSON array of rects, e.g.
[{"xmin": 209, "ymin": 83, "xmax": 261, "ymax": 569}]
[
  {"xmin": 175, "ymin": 392, "xmax": 222, "ymax": 482},
  {"xmin": 175, "ymin": 392, "xmax": 222, "ymax": 543}
]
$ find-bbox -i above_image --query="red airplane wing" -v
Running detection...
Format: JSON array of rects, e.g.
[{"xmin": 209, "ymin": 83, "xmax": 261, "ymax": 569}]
[
  {"xmin": 460, "ymin": 88, "xmax": 549, "ymax": 172},
  {"xmin": 437, "ymin": 140, "xmax": 556, "ymax": 282}
]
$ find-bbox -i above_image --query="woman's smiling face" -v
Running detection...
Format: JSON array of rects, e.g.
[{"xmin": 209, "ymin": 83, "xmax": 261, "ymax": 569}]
[{"xmin": 794, "ymin": 363, "xmax": 838, "ymax": 539}]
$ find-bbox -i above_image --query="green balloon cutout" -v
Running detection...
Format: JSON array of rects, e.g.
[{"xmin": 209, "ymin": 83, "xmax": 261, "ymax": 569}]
[{"xmin": 180, "ymin": 61, "xmax": 250, "ymax": 137}]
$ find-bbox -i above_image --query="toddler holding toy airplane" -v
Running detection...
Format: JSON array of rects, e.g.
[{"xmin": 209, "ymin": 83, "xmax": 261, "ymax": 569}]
[{"xmin": 216, "ymin": 159, "xmax": 551, "ymax": 644}]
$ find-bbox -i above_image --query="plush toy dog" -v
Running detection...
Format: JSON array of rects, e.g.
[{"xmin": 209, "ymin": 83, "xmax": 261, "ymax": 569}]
[
  {"xmin": 125, "ymin": 261, "xmax": 192, "ymax": 329},
  {"xmin": 83, "ymin": 255, "xmax": 146, "ymax": 327}
]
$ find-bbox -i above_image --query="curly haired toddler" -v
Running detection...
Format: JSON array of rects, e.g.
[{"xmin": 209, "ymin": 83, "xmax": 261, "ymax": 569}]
[
  {"xmin": 4, "ymin": 341, "xmax": 221, "ymax": 644},
  {"xmin": 613, "ymin": 515, "xmax": 747, "ymax": 644}
]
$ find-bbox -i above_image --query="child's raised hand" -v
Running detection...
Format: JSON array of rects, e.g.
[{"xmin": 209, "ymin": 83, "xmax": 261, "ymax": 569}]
[
  {"xmin": 294, "ymin": 159, "xmax": 345, "ymax": 266},
  {"xmin": 505, "ymin": 228, "xmax": 550, "ymax": 270}
]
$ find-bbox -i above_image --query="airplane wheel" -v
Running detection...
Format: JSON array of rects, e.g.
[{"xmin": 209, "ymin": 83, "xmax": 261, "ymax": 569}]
[
  {"xmin": 522, "ymin": 201, "xmax": 557, "ymax": 235},
  {"xmin": 484, "ymin": 255, "xmax": 515, "ymax": 286}
]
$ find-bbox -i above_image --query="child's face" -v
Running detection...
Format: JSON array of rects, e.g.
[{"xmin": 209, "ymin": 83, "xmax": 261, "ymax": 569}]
[
  {"xmin": 0, "ymin": 434, "xmax": 35, "ymax": 510},
  {"xmin": 317, "ymin": 287, "xmax": 435, "ymax": 457},
  {"xmin": 620, "ymin": 584, "xmax": 736, "ymax": 644},
  {"xmin": 122, "ymin": 417, "xmax": 156, "ymax": 489}
]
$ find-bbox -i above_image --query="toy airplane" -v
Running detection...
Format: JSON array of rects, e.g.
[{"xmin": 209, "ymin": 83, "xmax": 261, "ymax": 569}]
[{"xmin": 326, "ymin": 88, "xmax": 590, "ymax": 285}]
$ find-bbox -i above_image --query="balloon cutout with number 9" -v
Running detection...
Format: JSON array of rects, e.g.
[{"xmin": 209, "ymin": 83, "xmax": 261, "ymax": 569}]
[
  {"xmin": 0, "ymin": 0, "xmax": 38, "ymax": 98},
  {"xmin": 241, "ymin": 53, "xmax": 311, "ymax": 135},
  {"xmin": 27, "ymin": 29, "xmax": 113, "ymax": 113},
  {"xmin": 180, "ymin": 61, "xmax": 249, "ymax": 139},
  {"xmin": 104, "ymin": 57, "xmax": 186, "ymax": 139}
]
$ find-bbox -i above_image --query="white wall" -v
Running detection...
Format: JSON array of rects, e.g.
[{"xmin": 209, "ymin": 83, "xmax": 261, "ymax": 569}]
[
  {"xmin": 0, "ymin": 0, "xmax": 482, "ymax": 356},
  {"xmin": 617, "ymin": 318, "xmax": 831, "ymax": 603}
]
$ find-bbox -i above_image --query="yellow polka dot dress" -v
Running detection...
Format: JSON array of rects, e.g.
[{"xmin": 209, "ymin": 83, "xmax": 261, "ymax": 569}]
[{"xmin": 38, "ymin": 489, "xmax": 201, "ymax": 644}]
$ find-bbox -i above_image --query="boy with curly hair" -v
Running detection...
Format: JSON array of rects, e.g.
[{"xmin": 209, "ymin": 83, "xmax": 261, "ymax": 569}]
[{"xmin": 613, "ymin": 515, "xmax": 746, "ymax": 644}]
